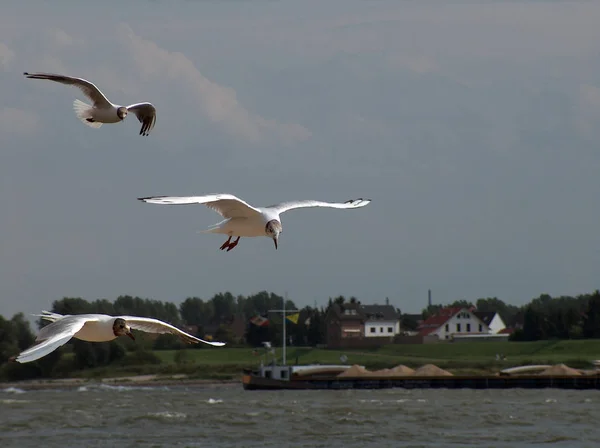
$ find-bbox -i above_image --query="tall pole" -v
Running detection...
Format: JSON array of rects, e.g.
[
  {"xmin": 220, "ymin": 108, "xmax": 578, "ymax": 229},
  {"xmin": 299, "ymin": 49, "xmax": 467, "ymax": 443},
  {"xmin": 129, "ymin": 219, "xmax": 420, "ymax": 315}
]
[
  {"xmin": 268, "ymin": 292, "xmax": 298, "ymax": 366},
  {"xmin": 283, "ymin": 293, "xmax": 286, "ymax": 366}
]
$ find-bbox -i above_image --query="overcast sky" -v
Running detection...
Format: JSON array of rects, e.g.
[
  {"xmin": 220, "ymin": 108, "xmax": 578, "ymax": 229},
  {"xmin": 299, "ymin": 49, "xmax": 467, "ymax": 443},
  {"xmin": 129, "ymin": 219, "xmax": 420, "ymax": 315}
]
[{"xmin": 1, "ymin": 0, "xmax": 600, "ymax": 319}]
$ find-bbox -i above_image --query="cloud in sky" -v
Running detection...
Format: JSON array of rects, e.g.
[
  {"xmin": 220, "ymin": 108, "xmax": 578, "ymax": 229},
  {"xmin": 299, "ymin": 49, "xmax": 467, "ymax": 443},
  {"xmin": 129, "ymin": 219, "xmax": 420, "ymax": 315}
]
[
  {"xmin": 47, "ymin": 28, "xmax": 79, "ymax": 49},
  {"xmin": 576, "ymin": 84, "xmax": 600, "ymax": 140},
  {"xmin": 0, "ymin": 42, "xmax": 14, "ymax": 70},
  {"xmin": 0, "ymin": 107, "xmax": 38, "ymax": 135},
  {"xmin": 387, "ymin": 54, "xmax": 439, "ymax": 74},
  {"xmin": 118, "ymin": 24, "xmax": 311, "ymax": 146}
]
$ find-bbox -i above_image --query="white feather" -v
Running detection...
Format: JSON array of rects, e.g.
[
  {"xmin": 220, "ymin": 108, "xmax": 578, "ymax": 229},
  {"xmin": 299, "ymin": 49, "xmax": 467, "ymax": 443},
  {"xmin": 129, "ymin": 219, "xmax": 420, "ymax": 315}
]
[{"xmin": 73, "ymin": 99, "xmax": 102, "ymax": 128}]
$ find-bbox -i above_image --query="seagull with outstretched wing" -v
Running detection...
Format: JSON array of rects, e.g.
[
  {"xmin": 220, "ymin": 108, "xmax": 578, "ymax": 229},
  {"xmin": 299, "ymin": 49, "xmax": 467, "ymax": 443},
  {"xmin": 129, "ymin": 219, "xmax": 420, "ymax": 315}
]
[
  {"xmin": 137, "ymin": 193, "xmax": 371, "ymax": 251},
  {"xmin": 23, "ymin": 72, "xmax": 157, "ymax": 136},
  {"xmin": 10, "ymin": 311, "xmax": 225, "ymax": 363}
]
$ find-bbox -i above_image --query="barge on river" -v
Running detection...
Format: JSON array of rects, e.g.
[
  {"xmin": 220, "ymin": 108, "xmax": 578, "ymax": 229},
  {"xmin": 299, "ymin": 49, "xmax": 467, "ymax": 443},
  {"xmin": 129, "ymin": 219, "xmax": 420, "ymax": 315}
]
[
  {"xmin": 244, "ymin": 296, "xmax": 600, "ymax": 391},
  {"xmin": 242, "ymin": 363, "xmax": 600, "ymax": 391}
]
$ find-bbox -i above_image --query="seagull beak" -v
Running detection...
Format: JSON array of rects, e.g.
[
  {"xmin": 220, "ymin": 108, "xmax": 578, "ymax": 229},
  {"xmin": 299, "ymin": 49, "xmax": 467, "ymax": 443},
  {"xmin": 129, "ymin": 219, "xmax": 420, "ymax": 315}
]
[{"xmin": 273, "ymin": 237, "xmax": 278, "ymax": 250}]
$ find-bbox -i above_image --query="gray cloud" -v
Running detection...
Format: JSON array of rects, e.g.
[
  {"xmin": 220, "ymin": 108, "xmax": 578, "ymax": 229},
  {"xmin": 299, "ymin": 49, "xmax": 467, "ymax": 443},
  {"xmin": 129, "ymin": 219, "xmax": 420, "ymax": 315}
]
[
  {"xmin": 0, "ymin": 107, "xmax": 38, "ymax": 135},
  {"xmin": 118, "ymin": 24, "xmax": 311, "ymax": 146},
  {"xmin": 0, "ymin": 42, "xmax": 14, "ymax": 70},
  {"xmin": 576, "ymin": 84, "xmax": 600, "ymax": 140}
]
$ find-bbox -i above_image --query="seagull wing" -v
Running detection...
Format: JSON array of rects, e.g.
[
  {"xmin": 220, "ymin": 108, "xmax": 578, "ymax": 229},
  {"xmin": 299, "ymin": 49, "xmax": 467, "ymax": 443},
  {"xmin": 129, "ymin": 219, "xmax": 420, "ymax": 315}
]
[
  {"xmin": 119, "ymin": 316, "xmax": 226, "ymax": 346},
  {"xmin": 23, "ymin": 72, "xmax": 113, "ymax": 108},
  {"xmin": 126, "ymin": 102, "xmax": 157, "ymax": 136},
  {"xmin": 138, "ymin": 194, "xmax": 262, "ymax": 219},
  {"xmin": 14, "ymin": 315, "xmax": 97, "ymax": 363},
  {"xmin": 268, "ymin": 198, "xmax": 372, "ymax": 215}
]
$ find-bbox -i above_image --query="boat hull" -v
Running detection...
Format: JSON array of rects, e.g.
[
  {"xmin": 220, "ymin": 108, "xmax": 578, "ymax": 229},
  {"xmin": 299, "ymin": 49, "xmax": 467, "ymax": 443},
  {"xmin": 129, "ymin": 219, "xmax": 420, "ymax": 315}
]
[{"xmin": 242, "ymin": 373, "xmax": 600, "ymax": 391}]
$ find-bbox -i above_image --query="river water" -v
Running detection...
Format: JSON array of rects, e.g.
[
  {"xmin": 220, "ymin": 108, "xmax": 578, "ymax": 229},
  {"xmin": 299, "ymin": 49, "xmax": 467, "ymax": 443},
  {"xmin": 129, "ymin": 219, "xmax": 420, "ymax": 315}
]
[{"xmin": 1, "ymin": 384, "xmax": 598, "ymax": 447}]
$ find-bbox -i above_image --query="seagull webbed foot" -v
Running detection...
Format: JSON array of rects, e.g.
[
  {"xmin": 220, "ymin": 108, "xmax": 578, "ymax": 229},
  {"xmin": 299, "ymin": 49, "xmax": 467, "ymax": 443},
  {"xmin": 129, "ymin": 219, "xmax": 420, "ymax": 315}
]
[
  {"xmin": 226, "ymin": 237, "xmax": 241, "ymax": 252},
  {"xmin": 219, "ymin": 236, "xmax": 232, "ymax": 250}
]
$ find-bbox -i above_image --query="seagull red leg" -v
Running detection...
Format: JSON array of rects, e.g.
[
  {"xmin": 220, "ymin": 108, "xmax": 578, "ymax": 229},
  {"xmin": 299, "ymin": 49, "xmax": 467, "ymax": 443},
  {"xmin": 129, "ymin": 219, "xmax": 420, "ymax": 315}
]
[
  {"xmin": 226, "ymin": 236, "xmax": 241, "ymax": 252},
  {"xmin": 220, "ymin": 236, "xmax": 232, "ymax": 251}
]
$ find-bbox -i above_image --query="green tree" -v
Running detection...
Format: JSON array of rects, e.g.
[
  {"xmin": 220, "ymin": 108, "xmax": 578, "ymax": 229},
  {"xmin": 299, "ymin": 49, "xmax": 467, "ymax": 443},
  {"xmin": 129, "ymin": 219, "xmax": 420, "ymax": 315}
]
[
  {"xmin": 522, "ymin": 306, "xmax": 545, "ymax": 341},
  {"xmin": 400, "ymin": 314, "xmax": 419, "ymax": 331},
  {"xmin": 448, "ymin": 300, "xmax": 474, "ymax": 308},
  {"xmin": 583, "ymin": 290, "xmax": 600, "ymax": 338},
  {"xmin": 180, "ymin": 297, "xmax": 214, "ymax": 327}
]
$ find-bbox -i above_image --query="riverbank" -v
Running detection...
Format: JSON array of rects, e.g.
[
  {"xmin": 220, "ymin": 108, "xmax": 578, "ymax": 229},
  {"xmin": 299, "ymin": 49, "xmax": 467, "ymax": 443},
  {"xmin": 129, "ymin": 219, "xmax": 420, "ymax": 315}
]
[
  {"xmin": 0, "ymin": 373, "xmax": 240, "ymax": 391},
  {"xmin": 3, "ymin": 340, "xmax": 600, "ymax": 388}
]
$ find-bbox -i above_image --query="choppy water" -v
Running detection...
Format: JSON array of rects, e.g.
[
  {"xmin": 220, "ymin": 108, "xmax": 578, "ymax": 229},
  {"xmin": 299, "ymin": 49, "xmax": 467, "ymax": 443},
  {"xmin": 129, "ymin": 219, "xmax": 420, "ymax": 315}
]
[{"xmin": 1, "ymin": 384, "xmax": 599, "ymax": 447}]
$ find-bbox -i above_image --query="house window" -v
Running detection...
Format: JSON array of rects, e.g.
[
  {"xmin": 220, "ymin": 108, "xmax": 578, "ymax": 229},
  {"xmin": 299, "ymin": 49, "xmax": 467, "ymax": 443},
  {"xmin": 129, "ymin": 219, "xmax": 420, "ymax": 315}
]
[
  {"xmin": 370, "ymin": 327, "xmax": 376, "ymax": 333},
  {"xmin": 280, "ymin": 370, "xmax": 287, "ymax": 379},
  {"xmin": 479, "ymin": 324, "xmax": 483, "ymax": 332},
  {"xmin": 466, "ymin": 323, "xmax": 471, "ymax": 332},
  {"xmin": 387, "ymin": 327, "xmax": 393, "ymax": 333},
  {"xmin": 456, "ymin": 323, "xmax": 461, "ymax": 332},
  {"xmin": 380, "ymin": 327, "xmax": 384, "ymax": 333},
  {"xmin": 445, "ymin": 324, "xmax": 449, "ymax": 332}
]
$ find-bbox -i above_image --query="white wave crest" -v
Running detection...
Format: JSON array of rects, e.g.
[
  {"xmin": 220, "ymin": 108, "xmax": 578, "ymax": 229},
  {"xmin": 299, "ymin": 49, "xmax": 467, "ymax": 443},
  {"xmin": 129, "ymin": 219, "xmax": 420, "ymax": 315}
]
[{"xmin": 1, "ymin": 387, "xmax": 25, "ymax": 394}]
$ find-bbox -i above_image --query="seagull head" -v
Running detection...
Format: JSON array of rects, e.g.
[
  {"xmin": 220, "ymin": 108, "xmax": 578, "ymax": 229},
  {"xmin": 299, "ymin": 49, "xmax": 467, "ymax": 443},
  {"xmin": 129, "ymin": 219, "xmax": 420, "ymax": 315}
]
[
  {"xmin": 113, "ymin": 318, "xmax": 135, "ymax": 340},
  {"xmin": 265, "ymin": 220, "xmax": 282, "ymax": 250},
  {"xmin": 117, "ymin": 107, "xmax": 128, "ymax": 120}
]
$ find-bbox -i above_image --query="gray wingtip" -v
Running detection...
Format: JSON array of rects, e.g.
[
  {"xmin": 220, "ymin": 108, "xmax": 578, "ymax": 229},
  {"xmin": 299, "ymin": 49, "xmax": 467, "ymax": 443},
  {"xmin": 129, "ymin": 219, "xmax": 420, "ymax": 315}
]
[
  {"xmin": 138, "ymin": 196, "xmax": 167, "ymax": 202},
  {"xmin": 345, "ymin": 198, "xmax": 372, "ymax": 206}
]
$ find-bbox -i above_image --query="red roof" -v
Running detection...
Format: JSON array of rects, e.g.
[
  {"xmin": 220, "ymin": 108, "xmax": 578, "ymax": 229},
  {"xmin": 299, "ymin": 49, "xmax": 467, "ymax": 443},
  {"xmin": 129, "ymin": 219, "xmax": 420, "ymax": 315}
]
[
  {"xmin": 498, "ymin": 327, "xmax": 515, "ymax": 334},
  {"xmin": 417, "ymin": 307, "xmax": 465, "ymax": 336}
]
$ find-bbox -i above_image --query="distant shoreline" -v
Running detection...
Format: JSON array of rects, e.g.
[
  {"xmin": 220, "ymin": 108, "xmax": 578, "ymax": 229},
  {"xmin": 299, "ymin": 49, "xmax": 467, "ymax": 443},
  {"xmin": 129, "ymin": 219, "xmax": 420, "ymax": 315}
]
[{"xmin": 0, "ymin": 374, "xmax": 240, "ymax": 391}]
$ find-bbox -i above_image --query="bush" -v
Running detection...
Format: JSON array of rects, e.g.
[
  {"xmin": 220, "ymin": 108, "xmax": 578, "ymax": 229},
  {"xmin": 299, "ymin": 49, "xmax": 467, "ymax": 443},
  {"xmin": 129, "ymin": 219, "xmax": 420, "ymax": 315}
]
[
  {"xmin": 119, "ymin": 350, "xmax": 162, "ymax": 366},
  {"xmin": 73, "ymin": 340, "xmax": 126, "ymax": 370},
  {"xmin": 153, "ymin": 334, "xmax": 184, "ymax": 350},
  {"xmin": 174, "ymin": 349, "xmax": 193, "ymax": 365}
]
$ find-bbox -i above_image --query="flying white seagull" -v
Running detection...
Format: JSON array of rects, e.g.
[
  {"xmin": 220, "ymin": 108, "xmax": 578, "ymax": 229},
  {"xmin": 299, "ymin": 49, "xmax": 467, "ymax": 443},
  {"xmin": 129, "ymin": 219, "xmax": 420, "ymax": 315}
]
[
  {"xmin": 137, "ymin": 193, "xmax": 372, "ymax": 251},
  {"xmin": 23, "ymin": 72, "xmax": 157, "ymax": 136},
  {"xmin": 11, "ymin": 311, "xmax": 225, "ymax": 363}
]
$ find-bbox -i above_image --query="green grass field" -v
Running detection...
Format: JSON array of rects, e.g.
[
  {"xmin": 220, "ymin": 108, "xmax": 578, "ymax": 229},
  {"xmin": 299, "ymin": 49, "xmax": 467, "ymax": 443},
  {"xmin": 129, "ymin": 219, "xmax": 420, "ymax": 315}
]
[
  {"xmin": 153, "ymin": 339, "xmax": 600, "ymax": 374},
  {"xmin": 68, "ymin": 339, "xmax": 600, "ymax": 380}
]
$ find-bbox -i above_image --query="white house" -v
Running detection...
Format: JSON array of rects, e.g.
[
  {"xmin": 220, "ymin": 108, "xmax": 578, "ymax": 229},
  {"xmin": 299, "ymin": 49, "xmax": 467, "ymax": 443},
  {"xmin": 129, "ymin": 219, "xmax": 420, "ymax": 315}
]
[
  {"xmin": 418, "ymin": 307, "xmax": 491, "ymax": 340},
  {"xmin": 473, "ymin": 311, "xmax": 507, "ymax": 334},
  {"xmin": 362, "ymin": 304, "xmax": 401, "ymax": 337}
]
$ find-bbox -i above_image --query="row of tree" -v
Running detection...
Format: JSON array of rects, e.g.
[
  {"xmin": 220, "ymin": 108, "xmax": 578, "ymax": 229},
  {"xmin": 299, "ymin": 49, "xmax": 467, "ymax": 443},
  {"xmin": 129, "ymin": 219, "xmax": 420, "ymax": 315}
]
[
  {"xmin": 516, "ymin": 292, "xmax": 600, "ymax": 341},
  {"xmin": 414, "ymin": 291, "xmax": 600, "ymax": 342},
  {"xmin": 2, "ymin": 289, "xmax": 600, "ymax": 381}
]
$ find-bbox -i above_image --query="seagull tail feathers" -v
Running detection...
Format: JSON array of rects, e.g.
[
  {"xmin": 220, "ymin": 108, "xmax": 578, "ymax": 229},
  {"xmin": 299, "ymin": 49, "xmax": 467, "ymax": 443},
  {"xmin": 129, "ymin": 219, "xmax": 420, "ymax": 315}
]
[
  {"xmin": 31, "ymin": 310, "xmax": 64, "ymax": 323},
  {"xmin": 73, "ymin": 99, "xmax": 102, "ymax": 128},
  {"xmin": 199, "ymin": 219, "xmax": 229, "ymax": 234}
]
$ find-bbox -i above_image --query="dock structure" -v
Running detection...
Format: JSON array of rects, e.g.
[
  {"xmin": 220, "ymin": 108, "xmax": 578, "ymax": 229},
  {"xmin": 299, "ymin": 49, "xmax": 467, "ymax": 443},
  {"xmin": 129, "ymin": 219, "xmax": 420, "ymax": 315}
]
[{"xmin": 242, "ymin": 372, "xmax": 600, "ymax": 390}]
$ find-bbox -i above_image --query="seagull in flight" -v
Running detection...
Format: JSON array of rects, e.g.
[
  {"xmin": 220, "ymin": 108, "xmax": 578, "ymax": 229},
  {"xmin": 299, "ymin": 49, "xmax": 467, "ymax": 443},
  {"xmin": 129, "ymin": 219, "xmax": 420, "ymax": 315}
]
[
  {"xmin": 23, "ymin": 72, "xmax": 157, "ymax": 136},
  {"xmin": 11, "ymin": 311, "xmax": 225, "ymax": 363},
  {"xmin": 137, "ymin": 193, "xmax": 372, "ymax": 251}
]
